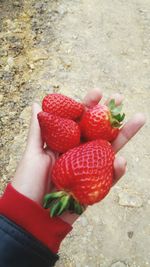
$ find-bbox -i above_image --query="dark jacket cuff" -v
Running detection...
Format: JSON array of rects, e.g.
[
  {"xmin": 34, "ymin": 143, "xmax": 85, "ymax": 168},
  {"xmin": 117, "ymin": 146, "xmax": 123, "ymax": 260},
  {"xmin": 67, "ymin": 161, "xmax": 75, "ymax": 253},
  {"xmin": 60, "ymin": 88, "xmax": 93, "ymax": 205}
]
[{"xmin": 0, "ymin": 215, "xmax": 58, "ymax": 267}]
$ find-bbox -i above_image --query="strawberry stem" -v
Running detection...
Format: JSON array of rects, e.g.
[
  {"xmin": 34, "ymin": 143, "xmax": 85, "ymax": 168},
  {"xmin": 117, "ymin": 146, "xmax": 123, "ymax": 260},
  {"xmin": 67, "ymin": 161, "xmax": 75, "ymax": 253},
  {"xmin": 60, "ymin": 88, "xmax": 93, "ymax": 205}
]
[
  {"xmin": 108, "ymin": 99, "xmax": 125, "ymax": 127},
  {"xmin": 43, "ymin": 191, "xmax": 85, "ymax": 217},
  {"xmin": 74, "ymin": 201, "xmax": 85, "ymax": 214}
]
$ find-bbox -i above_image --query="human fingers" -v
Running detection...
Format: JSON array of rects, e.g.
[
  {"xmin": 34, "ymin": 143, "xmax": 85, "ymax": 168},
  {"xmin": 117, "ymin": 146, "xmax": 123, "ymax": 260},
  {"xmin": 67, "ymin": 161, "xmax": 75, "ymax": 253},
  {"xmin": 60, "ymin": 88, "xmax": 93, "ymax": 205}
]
[
  {"xmin": 44, "ymin": 147, "xmax": 58, "ymax": 165},
  {"xmin": 113, "ymin": 156, "xmax": 127, "ymax": 186},
  {"xmin": 83, "ymin": 88, "xmax": 103, "ymax": 107},
  {"xmin": 112, "ymin": 113, "xmax": 146, "ymax": 153},
  {"xmin": 26, "ymin": 103, "xmax": 43, "ymax": 152}
]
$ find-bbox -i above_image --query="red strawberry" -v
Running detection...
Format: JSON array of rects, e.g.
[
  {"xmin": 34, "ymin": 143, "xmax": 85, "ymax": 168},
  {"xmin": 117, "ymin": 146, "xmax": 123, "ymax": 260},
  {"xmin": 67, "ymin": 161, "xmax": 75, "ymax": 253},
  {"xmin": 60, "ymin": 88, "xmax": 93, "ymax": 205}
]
[
  {"xmin": 44, "ymin": 140, "xmax": 115, "ymax": 217},
  {"xmin": 80, "ymin": 99, "xmax": 125, "ymax": 142},
  {"xmin": 38, "ymin": 111, "xmax": 80, "ymax": 153},
  {"xmin": 42, "ymin": 93, "xmax": 84, "ymax": 120}
]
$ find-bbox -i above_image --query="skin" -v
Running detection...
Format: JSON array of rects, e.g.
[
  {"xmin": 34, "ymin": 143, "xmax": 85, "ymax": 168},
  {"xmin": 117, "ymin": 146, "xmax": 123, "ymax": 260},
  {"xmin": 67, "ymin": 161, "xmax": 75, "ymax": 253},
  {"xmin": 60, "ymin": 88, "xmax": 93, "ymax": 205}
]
[{"xmin": 12, "ymin": 89, "xmax": 146, "ymax": 225}]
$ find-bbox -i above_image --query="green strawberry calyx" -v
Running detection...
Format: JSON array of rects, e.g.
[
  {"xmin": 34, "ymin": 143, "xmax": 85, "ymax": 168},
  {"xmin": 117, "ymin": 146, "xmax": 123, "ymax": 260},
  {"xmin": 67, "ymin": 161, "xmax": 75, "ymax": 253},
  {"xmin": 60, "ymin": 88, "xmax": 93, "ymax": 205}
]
[
  {"xmin": 108, "ymin": 99, "xmax": 125, "ymax": 128},
  {"xmin": 43, "ymin": 191, "xmax": 85, "ymax": 217}
]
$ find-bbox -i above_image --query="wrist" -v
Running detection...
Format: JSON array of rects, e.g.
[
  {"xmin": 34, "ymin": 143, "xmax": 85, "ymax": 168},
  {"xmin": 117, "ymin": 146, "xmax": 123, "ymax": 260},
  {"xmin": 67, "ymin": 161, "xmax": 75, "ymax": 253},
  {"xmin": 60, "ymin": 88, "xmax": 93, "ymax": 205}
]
[{"xmin": 12, "ymin": 180, "xmax": 42, "ymax": 204}]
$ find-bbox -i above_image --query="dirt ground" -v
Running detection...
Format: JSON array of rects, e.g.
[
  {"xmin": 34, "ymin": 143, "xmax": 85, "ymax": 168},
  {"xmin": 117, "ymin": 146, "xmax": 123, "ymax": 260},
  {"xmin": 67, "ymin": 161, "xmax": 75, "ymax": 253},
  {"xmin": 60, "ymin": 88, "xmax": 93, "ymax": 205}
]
[{"xmin": 0, "ymin": 0, "xmax": 150, "ymax": 266}]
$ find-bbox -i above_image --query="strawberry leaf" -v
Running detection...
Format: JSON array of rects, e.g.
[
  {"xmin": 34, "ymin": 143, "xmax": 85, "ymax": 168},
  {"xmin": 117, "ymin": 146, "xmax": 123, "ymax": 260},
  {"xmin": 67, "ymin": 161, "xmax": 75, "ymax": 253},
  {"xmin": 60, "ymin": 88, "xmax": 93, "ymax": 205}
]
[
  {"xmin": 114, "ymin": 113, "xmax": 125, "ymax": 122},
  {"xmin": 108, "ymin": 99, "xmax": 125, "ymax": 128},
  {"xmin": 111, "ymin": 105, "xmax": 123, "ymax": 116},
  {"xmin": 44, "ymin": 191, "xmax": 85, "ymax": 216},
  {"xmin": 45, "ymin": 194, "xmax": 70, "ymax": 217},
  {"xmin": 43, "ymin": 191, "xmax": 66, "ymax": 208},
  {"xmin": 50, "ymin": 201, "xmax": 62, "ymax": 217},
  {"xmin": 56, "ymin": 195, "xmax": 70, "ymax": 216},
  {"xmin": 108, "ymin": 99, "xmax": 116, "ymax": 110}
]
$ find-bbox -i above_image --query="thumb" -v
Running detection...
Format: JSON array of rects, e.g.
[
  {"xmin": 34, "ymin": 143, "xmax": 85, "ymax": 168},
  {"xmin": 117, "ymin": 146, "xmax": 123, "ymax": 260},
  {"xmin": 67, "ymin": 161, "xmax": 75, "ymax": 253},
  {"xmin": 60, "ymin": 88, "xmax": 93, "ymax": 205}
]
[
  {"xmin": 26, "ymin": 103, "xmax": 43, "ymax": 152},
  {"xmin": 44, "ymin": 147, "xmax": 57, "ymax": 166}
]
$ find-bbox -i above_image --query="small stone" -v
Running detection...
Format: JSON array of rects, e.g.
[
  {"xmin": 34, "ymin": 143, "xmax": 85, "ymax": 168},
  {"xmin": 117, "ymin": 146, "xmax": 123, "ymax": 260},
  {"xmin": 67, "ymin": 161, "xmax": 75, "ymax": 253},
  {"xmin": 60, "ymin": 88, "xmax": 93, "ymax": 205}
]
[
  {"xmin": 111, "ymin": 261, "xmax": 127, "ymax": 267},
  {"xmin": 57, "ymin": 5, "xmax": 67, "ymax": 16},
  {"xmin": 4, "ymin": 65, "xmax": 10, "ymax": 71},
  {"xmin": 73, "ymin": 35, "xmax": 78, "ymax": 40},
  {"xmin": 127, "ymin": 231, "xmax": 134, "ymax": 239},
  {"xmin": 7, "ymin": 57, "xmax": 14, "ymax": 67},
  {"xmin": 12, "ymin": 95, "xmax": 20, "ymax": 103},
  {"xmin": 13, "ymin": 1, "xmax": 21, "ymax": 7},
  {"xmin": 118, "ymin": 192, "xmax": 143, "ymax": 208},
  {"xmin": 28, "ymin": 63, "xmax": 35, "ymax": 70},
  {"xmin": 27, "ymin": 49, "xmax": 49, "ymax": 63}
]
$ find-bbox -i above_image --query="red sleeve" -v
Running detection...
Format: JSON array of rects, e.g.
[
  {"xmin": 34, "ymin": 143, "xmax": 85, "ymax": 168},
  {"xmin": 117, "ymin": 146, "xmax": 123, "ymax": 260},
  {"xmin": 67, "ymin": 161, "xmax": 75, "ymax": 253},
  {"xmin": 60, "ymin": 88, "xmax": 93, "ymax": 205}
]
[{"xmin": 0, "ymin": 183, "xmax": 72, "ymax": 254}]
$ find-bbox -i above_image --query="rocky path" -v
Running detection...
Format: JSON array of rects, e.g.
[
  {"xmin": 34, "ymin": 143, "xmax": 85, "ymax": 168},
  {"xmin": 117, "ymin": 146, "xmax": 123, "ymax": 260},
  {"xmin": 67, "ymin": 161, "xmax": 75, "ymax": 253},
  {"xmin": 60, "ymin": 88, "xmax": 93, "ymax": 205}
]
[{"xmin": 0, "ymin": 0, "xmax": 150, "ymax": 266}]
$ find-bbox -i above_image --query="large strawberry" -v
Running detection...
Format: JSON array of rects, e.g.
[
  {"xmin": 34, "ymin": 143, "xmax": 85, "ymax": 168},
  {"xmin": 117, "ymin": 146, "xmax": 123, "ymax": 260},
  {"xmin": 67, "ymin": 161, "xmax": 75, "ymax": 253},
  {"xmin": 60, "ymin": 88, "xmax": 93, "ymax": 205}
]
[
  {"xmin": 38, "ymin": 111, "xmax": 80, "ymax": 153},
  {"xmin": 42, "ymin": 93, "xmax": 84, "ymax": 120},
  {"xmin": 44, "ymin": 140, "xmax": 115, "ymax": 217},
  {"xmin": 80, "ymin": 99, "xmax": 125, "ymax": 142}
]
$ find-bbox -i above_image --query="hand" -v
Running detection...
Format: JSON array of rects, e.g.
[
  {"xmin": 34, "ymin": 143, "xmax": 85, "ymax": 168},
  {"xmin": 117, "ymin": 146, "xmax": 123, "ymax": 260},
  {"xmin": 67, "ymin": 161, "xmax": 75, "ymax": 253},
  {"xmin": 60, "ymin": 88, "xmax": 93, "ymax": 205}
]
[{"xmin": 12, "ymin": 89, "xmax": 146, "ymax": 225}]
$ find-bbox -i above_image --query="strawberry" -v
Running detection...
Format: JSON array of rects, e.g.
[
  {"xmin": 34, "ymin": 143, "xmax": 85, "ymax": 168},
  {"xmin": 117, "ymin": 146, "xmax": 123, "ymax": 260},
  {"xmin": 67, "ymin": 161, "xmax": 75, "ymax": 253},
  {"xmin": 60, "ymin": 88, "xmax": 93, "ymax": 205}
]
[
  {"xmin": 80, "ymin": 99, "xmax": 125, "ymax": 142},
  {"xmin": 44, "ymin": 140, "xmax": 115, "ymax": 217},
  {"xmin": 38, "ymin": 111, "xmax": 80, "ymax": 153},
  {"xmin": 42, "ymin": 93, "xmax": 84, "ymax": 120}
]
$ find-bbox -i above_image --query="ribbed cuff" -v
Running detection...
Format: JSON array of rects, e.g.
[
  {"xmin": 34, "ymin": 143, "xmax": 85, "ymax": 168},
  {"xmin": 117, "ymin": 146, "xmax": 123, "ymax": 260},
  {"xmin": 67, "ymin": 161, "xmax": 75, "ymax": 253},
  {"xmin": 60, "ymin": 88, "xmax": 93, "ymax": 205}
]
[{"xmin": 0, "ymin": 183, "xmax": 72, "ymax": 254}]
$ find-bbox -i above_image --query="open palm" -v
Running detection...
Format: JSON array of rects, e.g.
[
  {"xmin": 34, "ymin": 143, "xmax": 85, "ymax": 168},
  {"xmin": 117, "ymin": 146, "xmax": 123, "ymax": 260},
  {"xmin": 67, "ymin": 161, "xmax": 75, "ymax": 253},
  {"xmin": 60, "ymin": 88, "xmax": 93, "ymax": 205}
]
[{"xmin": 12, "ymin": 89, "xmax": 146, "ymax": 225}]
